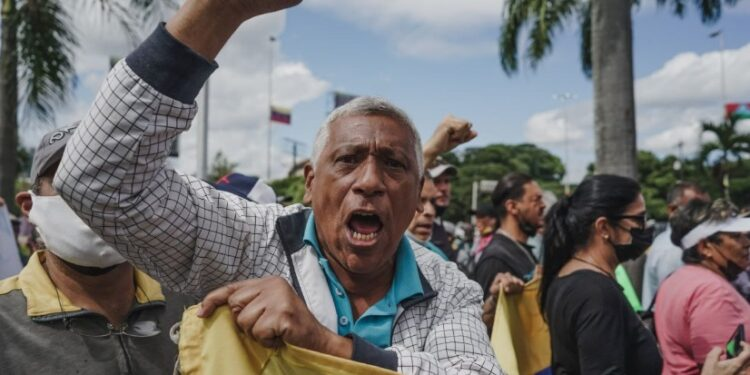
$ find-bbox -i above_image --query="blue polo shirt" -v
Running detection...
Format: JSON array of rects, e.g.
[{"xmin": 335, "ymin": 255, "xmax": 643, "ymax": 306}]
[{"xmin": 303, "ymin": 214, "xmax": 424, "ymax": 348}]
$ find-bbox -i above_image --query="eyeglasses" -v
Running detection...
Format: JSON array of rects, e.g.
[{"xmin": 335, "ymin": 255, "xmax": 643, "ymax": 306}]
[{"xmin": 54, "ymin": 285, "xmax": 161, "ymax": 338}]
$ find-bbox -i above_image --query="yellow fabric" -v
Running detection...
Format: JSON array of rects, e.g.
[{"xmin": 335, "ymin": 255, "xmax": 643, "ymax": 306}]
[
  {"xmin": 179, "ymin": 305, "xmax": 400, "ymax": 375},
  {"xmin": 0, "ymin": 251, "xmax": 165, "ymax": 317},
  {"xmin": 490, "ymin": 278, "xmax": 551, "ymax": 375}
]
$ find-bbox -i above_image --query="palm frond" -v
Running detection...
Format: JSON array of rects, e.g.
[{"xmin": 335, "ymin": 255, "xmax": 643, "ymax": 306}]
[
  {"xmin": 16, "ymin": 0, "xmax": 77, "ymax": 123},
  {"xmin": 499, "ymin": 0, "xmax": 533, "ymax": 75},
  {"xmin": 693, "ymin": 0, "xmax": 722, "ymax": 24},
  {"xmin": 526, "ymin": 0, "xmax": 579, "ymax": 69},
  {"xmin": 657, "ymin": 0, "xmax": 688, "ymax": 18},
  {"xmin": 700, "ymin": 141, "xmax": 722, "ymax": 165},
  {"xmin": 499, "ymin": 0, "xmax": 579, "ymax": 75}
]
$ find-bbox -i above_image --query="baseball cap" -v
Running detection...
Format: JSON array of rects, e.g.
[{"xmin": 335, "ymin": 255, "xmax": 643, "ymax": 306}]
[
  {"xmin": 30, "ymin": 122, "xmax": 79, "ymax": 183},
  {"xmin": 214, "ymin": 173, "xmax": 277, "ymax": 204},
  {"xmin": 680, "ymin": 217, "xmax": 750, "ymax": 249},
  {"xmin": 428, "ymin": 158, "xmax": 457, "ymax": 179},
  {"xmin": 470, "ymin": 204, "xmax": 497, "ymax": 218}
]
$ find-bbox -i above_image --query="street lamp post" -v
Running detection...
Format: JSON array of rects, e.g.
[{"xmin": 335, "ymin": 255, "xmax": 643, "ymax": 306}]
[
  {"xmin": 709, "ymin": 30, "xmax": 727, "ymax": 103},
  {"xmin": 553, "ymin": 93, "xmax": 576, "ymax": 195},
  {"xmin": 267, "ymin": 36, "xmax": 276, "ymax": 180}
]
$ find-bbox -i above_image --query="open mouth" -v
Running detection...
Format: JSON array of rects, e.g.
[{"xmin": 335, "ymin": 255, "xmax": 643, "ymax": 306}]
[{"xmin": 347, "ymin": 211, "xmax": 383, "ymax": 242}]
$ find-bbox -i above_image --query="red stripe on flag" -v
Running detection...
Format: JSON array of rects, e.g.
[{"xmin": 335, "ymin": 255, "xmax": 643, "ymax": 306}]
[{"xmin": 270, "ymin": 106, "xmax": 291, "ymax": 125}]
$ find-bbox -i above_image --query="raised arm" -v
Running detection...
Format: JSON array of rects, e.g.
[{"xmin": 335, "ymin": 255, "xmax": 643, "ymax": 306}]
[
  {"xmin": 54, "ymin": 0, "xmax": 302, "ymax": 296},
  {"xmin": 422, "ymin": 115, "xmax": 477, "ymax": 169}
]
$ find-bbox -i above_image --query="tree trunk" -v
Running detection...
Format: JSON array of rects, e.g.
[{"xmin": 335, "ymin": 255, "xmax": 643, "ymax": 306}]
[
  {"xmin": 0, "ymin": 0, "xmax": 17, "ymax": 208},
  {"xmin": 591, "ymin": 0, "xmax": 638, "ymax": 179}
]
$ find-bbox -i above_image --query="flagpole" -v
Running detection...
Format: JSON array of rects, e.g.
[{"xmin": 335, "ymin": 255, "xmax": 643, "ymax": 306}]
[
  {"xmin": 709, "ymin": 30, "xmax": 727, "ymax": 103},
  {"xmin": 267, "ymin": 36, "xmax": 276, "ymax": 180}
]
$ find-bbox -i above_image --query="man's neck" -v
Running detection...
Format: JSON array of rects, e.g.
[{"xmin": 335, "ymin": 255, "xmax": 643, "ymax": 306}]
[
  {"xmin": 326, "ymin": 254, "xmax": 395, "ymax": 320},
  {"xmin": 42, "ymin": 253, "xmax": 135, "ymax": 327},
  {"xmin": 499, "ymin": 218, "xmax": 528, "ymax": 244}
]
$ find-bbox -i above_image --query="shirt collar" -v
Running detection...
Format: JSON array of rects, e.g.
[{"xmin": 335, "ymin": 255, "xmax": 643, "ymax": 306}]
[
  {"xmin": 303, "ymin": 213, "xmax": 423, "ymax": 304},
  {"xmin": 16, "ymin": 251, "xmax": 165, "ymax": 318}
]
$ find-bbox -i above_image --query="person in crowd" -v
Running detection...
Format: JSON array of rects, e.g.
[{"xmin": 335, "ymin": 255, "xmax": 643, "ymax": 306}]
[
  {"xmin": 655, "ymin": 199, "xmax": 750, "ymax": 374},
  {"xmin": 0, "ymin": 125, "xmax": 195, "ymax": 374},
  {"xmin": 470, "ymin": 204, "xmax": 499, "ymax": 263},
  {"xmin": 474, "ymin": 173, "xmax": 545, "ymax": 298},
  {"xmin": 427, "ymin": 156, "xmax": 457, "ymax": 259},
  {"xmin": 405, "ymin": 177, "xmax": 448, "ymax": 261},
  {"xmin": 53, "ymin": 1, "xmax": 499, "ymax": 373},
  {"xmin": 213, "ymin": 173, "xmax": 278, "ymax": 204},
  {"xmin": 642, "ymin": 181, "xmax": 709, "ymax": 307},
  {"xmin": 540, "ymin": 175, "xmax": 661, "ymax": 374}
]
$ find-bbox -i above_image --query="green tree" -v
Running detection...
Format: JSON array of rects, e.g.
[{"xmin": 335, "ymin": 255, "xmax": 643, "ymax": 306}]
[
  {"xmin": 700, "ymin": 118, "xmax": 750, "ymax": 200},
  {"xmin": 207, "ymin": 151, "xmax": 238, "ymax": 183},
  {"xmin": 442, "ymin": 143, "xmax": 565, "ymax": 223},
  {"xmin": 499, "ymin": 0, "xmax": 738, "ymax": 179},
  {"xmin": 0, "ymin": 0, "xmax": 168, "ymax": 209},
  {"xmin": 269, "ymin": 175, "xmax": 306, "ymax": 204}
]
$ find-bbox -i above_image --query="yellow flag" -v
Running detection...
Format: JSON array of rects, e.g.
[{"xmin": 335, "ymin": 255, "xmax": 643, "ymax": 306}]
[
  {"xmin": 490, "ymin": 278, "xmax": 552, "ymax": 375},
  {"xmin": 179, "ymin": 305, "xmax": 400, "ymax": 375}
]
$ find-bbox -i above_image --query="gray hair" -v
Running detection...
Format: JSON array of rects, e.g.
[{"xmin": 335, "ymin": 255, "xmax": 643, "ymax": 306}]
[{"xmin": 310, "ymin": 96, "xmax": 423, "ymax": 177}]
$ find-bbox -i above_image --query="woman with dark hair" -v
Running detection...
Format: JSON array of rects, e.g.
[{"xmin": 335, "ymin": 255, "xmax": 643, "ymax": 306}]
[
  {"xmin": 655, "ymin": 199, "xmax": 750, "ymax": 374},
  {"xmin": 540, "ymin": 175, "xmax": 661, "ymax": 374}
]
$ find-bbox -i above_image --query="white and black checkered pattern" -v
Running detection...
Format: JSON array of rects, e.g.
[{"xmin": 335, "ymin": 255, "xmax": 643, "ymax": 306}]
[{"xmin": 55, "ymin": 61, "xmax": 504, "ymax": 375}]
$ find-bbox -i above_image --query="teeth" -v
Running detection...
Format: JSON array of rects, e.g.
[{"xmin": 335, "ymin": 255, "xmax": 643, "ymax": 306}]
[{"xmin": 351, "ymin": 231, "xmax": 377, "ymax": 241}]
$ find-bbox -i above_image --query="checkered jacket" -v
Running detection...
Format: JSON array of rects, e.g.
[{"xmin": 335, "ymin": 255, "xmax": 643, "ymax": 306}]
[{"xmin": 54, "ymin": 25, "xmax": 503, "ymax": 375}]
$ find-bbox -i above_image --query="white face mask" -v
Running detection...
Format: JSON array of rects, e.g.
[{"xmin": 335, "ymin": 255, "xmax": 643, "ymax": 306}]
[{"xmin": 27, "ymin": 193, "xmax": 126, "ymax": 268}]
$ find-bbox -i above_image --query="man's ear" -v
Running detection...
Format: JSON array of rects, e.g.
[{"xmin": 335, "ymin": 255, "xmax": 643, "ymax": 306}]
[
  {"xmin": 303, "ymin": 163, "xmax": 314, "ymax": 205},
  {"xmin": 416, "ymin": 177, "xmax": 425, "ymax": 213},
  {"xmin": 504, "ymin": 199, "xmax": 517, "ymax": 216},
  {"xmin": 15, "ymin": 191, "xmax": 32, "ymax": 216}
]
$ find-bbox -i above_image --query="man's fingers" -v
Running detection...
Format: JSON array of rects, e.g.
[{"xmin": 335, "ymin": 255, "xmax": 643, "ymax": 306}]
[
  {"xmin": 251, "ymin": 312, "xmax": 284, "ymax": 348},
  {"xmin": 227, "ymin": 285, "xmax": 262, "ymax": 313},
  {"xmin": 235, "ymin": 301, "xmax": 267, "ymax": 338},
  {"xmin": 198, "ymin": 278, "xmax": 262, "ymax": 317},
  {"xmin": 198, "ymin": 284, "xmax": 239, "ymax": 317}
]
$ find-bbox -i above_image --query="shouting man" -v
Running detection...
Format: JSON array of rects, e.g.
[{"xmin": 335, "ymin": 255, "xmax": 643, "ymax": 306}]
[{"xmin": 54, "ymin": 1, "xmax": 501, "ymax": 374}]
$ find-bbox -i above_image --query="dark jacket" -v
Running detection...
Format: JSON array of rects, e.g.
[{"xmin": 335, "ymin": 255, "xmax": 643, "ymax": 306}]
[
  {"xmin": 473, "ymin": 232, "xmax": 538, "ymax": 299},
  {"xmin": 0, "ymin": 252, "xmax": 195, "ymax": 375}
]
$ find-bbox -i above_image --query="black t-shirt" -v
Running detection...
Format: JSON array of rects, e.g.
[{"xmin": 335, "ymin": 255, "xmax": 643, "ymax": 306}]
[
  {"xmin": 430, "ymin": 220, "xmax": 454, "ymax": 261},
  {"xmin": 473, "ymin": 232, "xmax": 537, "ymax": 298},
  {"xmin": 545, "ymin": 270, "xmax": 662, "ymax": 375}
]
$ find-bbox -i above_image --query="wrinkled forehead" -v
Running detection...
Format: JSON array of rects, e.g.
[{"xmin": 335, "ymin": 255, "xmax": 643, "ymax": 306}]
[{"xmin": 326, "ymin": 115, "xmax": 417, "ymax": 156}]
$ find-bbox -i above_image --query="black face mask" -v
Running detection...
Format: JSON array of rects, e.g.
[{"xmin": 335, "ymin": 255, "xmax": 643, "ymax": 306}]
[
  {"xmin": 435, "ymin": 205, "xmax": 447, "ymax": 217},
  {"xmin": 713, "ymin": 246, "xmax": 746, "ymax": 281},
  {"xmin": 609, "ymin": 226, "xmax": 654, "ymax": 262}
]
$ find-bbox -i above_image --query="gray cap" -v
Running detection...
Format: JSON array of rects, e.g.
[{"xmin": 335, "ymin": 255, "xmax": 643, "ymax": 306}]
[
  {"xmin": 428, "ymin": 163, "xmax": 457, "ymax": 179},
  {"xmin": 30, "ymin": 123, "xmax": 79, "ymax": 183}
]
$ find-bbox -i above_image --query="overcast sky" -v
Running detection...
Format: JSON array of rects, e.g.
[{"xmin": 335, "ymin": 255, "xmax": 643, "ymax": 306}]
[{"xmin": 20, "ymin": 0, "xmax": 750, "ymax": 184}]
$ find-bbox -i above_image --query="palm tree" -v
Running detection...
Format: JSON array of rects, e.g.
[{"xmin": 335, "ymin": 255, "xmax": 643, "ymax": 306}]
[
  {"xmin": 499, "ymin": 0, "xmax": 739, "ymax": 179},
  {"xmin": 700, "ymin": 118, "xmax": 750, "ymax": 200},
  {"xmin": 0, "ymin": 0, "xmax": 170, "ymax": 208}
]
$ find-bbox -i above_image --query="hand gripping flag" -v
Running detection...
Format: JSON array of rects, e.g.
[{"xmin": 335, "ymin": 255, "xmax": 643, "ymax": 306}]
[
  {"xmin": 178, "ymin": 305, "xmax": 399, "ymax": 375},
  {"xmin": 490, "ymin": 278, "xmax": 552, "ymax": 375}
]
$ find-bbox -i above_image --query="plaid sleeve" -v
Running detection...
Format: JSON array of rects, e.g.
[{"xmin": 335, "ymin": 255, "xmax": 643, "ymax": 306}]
[
  {"xmin": 54, "ymin": 26, "xmax": 293, "ymax": 296},
  {"xmin": 391, "ymin": 268, "xmax": 505, "ymax": 374}
]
